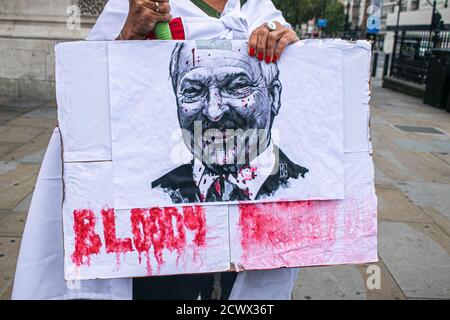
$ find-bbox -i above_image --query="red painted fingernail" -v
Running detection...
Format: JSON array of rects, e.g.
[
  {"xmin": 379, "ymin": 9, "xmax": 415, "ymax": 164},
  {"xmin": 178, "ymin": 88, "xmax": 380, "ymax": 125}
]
[
  {"xmin": 257, "ymin": 52, "xmax": 263, "ymax": 61},
  {"xmin": 249, "ymin": 47, "xmax": 255, "ymax": 56},
  {"xmin": 265, "ymin": 55, "xmax": 272, "ymax": 64},
  {"xmin": 273, "ymin": 55, "xmax": 278, "ymax": 62}
]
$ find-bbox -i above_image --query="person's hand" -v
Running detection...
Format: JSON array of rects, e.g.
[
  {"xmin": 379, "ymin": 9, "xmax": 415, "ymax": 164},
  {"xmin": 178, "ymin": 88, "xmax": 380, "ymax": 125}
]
[
  {"xmin": 248, "ymin": 21, "xmax": 299, "ymax": 63},
  {"xmin": 119, "ymin": 0, "xmax": 172, "ymax": 40}
]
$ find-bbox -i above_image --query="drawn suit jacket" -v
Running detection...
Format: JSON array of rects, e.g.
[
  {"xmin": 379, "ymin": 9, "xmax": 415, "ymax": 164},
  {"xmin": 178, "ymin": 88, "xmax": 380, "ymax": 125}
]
[{"xmin": 152, "ymin": 146, "xmax": 309, "ymax": 203}]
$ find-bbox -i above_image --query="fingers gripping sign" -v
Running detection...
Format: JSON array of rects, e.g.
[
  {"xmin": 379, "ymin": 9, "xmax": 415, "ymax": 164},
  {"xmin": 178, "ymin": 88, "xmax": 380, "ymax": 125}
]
[{"xmin": 248, "ymin": 21, "xmax": 299, "ymax": 64}]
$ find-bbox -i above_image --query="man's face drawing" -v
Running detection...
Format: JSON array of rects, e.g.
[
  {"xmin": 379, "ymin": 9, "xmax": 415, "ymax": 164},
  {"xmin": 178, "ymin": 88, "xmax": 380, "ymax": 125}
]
[{"xmin": 170, "ymin": 43, "xmax": 282, "ymax": 174}]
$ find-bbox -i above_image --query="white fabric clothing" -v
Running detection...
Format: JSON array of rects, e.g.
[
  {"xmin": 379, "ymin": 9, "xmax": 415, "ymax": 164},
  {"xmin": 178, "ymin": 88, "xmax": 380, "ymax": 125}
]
[{"xmin": 12, "ymin": 0, "xmax": 298, "ymax": 300}]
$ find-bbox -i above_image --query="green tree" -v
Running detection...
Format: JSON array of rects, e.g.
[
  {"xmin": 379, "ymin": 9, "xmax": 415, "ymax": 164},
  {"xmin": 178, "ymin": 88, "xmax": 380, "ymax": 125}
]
[
  {"xmin": 271, "ymin": 0, "xmax": 300, "ymax": 27},
  {"xmin": 323, "ymin": 0, "xmax": 345, "ymax": 35},
  {"xmin": 272, "ymin": 0, "xmax": 325, "ymax": 27},
  {"xmin": 272, "ymin": 0, "xmax": 345, "ymax": 33}
]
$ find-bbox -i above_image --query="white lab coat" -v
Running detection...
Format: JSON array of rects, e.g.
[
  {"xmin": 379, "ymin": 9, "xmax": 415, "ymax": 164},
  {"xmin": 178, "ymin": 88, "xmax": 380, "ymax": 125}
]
[{"xmin": 12, "ymin": 0, "xmax": 298, "ymax": 300}]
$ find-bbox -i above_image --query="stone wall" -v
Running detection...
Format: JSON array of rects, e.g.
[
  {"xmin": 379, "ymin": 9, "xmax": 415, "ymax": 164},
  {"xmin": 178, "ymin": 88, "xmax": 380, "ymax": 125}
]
[
  {"xmin": 0, "ymin": 0, "xmax": 107, "ymax": 100},
  {"xmin": 78, "ymin": 0, "xmax": 108, "ymax": 16}
]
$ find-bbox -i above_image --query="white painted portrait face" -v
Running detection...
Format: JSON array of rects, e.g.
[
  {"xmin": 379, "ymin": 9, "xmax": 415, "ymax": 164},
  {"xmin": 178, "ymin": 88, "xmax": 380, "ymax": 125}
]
[{"xmin": 169, "ymin": 42, "xmax": 282, "ymax": 174}]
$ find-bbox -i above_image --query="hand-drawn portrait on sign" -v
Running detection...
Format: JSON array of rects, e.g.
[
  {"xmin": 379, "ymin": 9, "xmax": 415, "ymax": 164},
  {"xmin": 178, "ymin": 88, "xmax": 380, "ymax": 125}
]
[{"xmin": 151, "ymin": 42, "xmax": 309, "ymax": 203}]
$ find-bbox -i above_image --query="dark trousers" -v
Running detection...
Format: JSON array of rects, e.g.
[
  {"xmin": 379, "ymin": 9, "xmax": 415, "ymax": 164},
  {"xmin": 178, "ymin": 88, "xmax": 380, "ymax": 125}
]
[{"xmin": 133, "ymin": 272, "xmax": 237, "ymax": 300}]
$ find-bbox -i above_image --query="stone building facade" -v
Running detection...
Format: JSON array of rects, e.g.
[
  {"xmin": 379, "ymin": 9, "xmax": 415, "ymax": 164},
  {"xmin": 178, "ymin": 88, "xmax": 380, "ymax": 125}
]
[{"xmin": 0, "ymin": 0, "xmax": 108, "ymax": 100}]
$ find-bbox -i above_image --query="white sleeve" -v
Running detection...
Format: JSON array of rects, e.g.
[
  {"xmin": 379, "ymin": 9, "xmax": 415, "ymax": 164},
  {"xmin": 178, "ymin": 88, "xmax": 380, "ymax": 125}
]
[
  {"xmin": 241, "ymin": 0, "xmax": 291, "ymax": 35},
  {"xmin": 230, "ymin": 268, "xmax": 299, "ymax": 300},
  {"xmin": 86, "ymin": 0, "xmax": 129, "ymax": 40}
]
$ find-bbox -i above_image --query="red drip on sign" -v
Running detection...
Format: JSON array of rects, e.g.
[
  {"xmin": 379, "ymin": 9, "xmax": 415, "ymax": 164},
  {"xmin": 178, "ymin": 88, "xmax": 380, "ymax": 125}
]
[
  {"xmin": 102, "ymin": 208, "xmax": 133, "ymax": 254},
  {"xmin": 72, "ymin": 206, "xmax": 208, "ymax": 274}
]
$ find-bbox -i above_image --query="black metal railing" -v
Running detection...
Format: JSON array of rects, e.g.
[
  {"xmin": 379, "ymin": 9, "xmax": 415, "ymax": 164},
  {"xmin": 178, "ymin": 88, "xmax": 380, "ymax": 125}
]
[{"xmin": 390, "ymin": 27, "xmax": 450, "ymax": 84}]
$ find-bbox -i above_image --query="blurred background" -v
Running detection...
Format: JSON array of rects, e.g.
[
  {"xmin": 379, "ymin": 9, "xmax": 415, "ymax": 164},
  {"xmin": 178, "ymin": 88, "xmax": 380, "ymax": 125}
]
[{"xmin": 0, "ymin": 0, "xmax": 449, "ymax": 300}]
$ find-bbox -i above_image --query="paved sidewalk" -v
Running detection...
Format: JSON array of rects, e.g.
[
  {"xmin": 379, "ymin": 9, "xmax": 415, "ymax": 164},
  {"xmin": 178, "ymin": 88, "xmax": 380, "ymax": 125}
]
[
  {"xmin": 0, "ymin": 97, "xmax": 56, "ymax": 300},
  {"xmin": 1, "ymin": 79, "xmax": 450, "ymax": 300}
]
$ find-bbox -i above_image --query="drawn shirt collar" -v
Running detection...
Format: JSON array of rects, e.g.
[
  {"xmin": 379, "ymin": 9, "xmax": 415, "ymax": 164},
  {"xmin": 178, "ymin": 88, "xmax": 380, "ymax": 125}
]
[{"xmin": 192, "ymin": 141, "xmax": 277, "ymax": 201}]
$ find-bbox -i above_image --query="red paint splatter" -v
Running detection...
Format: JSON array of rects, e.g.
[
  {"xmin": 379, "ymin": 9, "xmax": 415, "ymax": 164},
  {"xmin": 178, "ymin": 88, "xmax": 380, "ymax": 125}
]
[
  {"xmin": 129, "ymin": 206, "xmax": 206, "ymax": 274},
  {"xmin": 183, "ymin": 206, "xmax": 207, "ymax": 247},
  {"xmin": 71, "ymin": 209, "xmax": 102, "ymax": 267},
  {"xmin": 160, "ymin": 207, "xmax": 186, "ymax": 262},
  {"xmin": 239, "ymin": 201, "xmax": 337, "ymax": 261},
  {"xmin": 101, "ymin": 208, "xmax": 133, "ymax": 268},
  {"xmin": 72, "ymin": 206, "xmax": 208, "ymax": 274},
  {"xmin": 239, "ymin": 165, "xmax": 257, "ymax": 181}
]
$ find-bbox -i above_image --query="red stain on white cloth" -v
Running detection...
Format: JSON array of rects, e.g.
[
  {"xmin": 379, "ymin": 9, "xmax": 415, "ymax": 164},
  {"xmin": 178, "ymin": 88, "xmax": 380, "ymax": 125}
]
[
  {"xmin": 71, "ymin": 209, "xmax": 102, "ymax": 267},
  {"xmin": 72, "ymin": 206, "xmax": 207, "ymax": 275},
  {"xmin": 238, "ymin": 201, "xmax": 338, "ymax": 265}
]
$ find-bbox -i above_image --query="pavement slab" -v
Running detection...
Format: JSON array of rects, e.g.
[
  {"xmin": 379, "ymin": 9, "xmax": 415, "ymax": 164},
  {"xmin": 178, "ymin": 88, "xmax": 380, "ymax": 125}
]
[
  {"xmin": 378, "ymin": 221, "xmax": 450, "ymax": 299},
  {"xmin": 376, "ymin": 186, "xmax": 433, "ymax": 224},
  {"xmin": 6, "ymin": 116, "xmax": 57, "ymax": 129},
  {"xmin": 15, "ymin": 149, "xmax": 46, "ymax": 164},
  {"xmin": 293, "ymin": 265, "xmax": 367, "ymax": 300},
  {"xmin": 408, "ymin": 221, "xmax": 450, "ymax": 256},
  {"xmin": 0, "ymin": 110, "xmax": 22, "ymax": 124},
  {"xmin": 0, "ymin": 129, "xmax": 52, "ymax": 163},
  {"xmin": 0, "ymin": 143, "xmax": 21, "ymax": 159},
  {"xmin": 0, "ymin": 162, "xmax": 39, "ymax": 210},
  {"xmin": 355, "ymin": 258, "xmax": 406, "ymax": 300},
  {"xmin": 0, "ymin": 211, "xmax": 27, "ymax": 238},
  {"xmin": 374, "ymin": 148, "xmax": 450, "ymax": 184},
  {"xmin": 374, "ymin": 164, "xmax": 395, "ymax": 187},
  {"xmin": 432, "ymin": 152, "xmax": 450, "ymax": 165},
  {"xmin": 393, "ymin": 139, "xmax": 450, "ymax": 154},
  {"xmin": 0, "ymin": 161, "xmax": 18, "ymax": 175},
  {"xmin": 12, "ymin": 194, "xmax": 32, "ymax": 213},
  {"xmin": 23, "ymin": 107, "xmax": 57, "ymax": 120},
  {"xmin": 0, "ymin": 210, "xmax": 7, "ymax": 223},
  {"xmin": 0, "ymin": 236, "xmax": 21, "ymax": 301},
  {"xmin": 371, "ymin": 123, "xmax": 448, "ymax": 142},
  {"xmin": 0, "ymin": 125, "xmax": 46, "ymax": 144},
  {"xmin": 420, "ymin": 206, "xmax": 450, "ymax": 237},
  {"xmin": 44, "ymin": 100, "xmax": 57, "ymax": 108},
  {"xmin": 397, "ymin": 181, "xmax": 450, "ymax": 221}
]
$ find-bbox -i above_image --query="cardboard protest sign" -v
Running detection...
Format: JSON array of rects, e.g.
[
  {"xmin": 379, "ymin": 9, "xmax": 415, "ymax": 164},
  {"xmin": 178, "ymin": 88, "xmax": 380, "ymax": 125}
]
[{"xmin": 56, "ymin": 40, "xmax": 377, "ymax": 280}]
